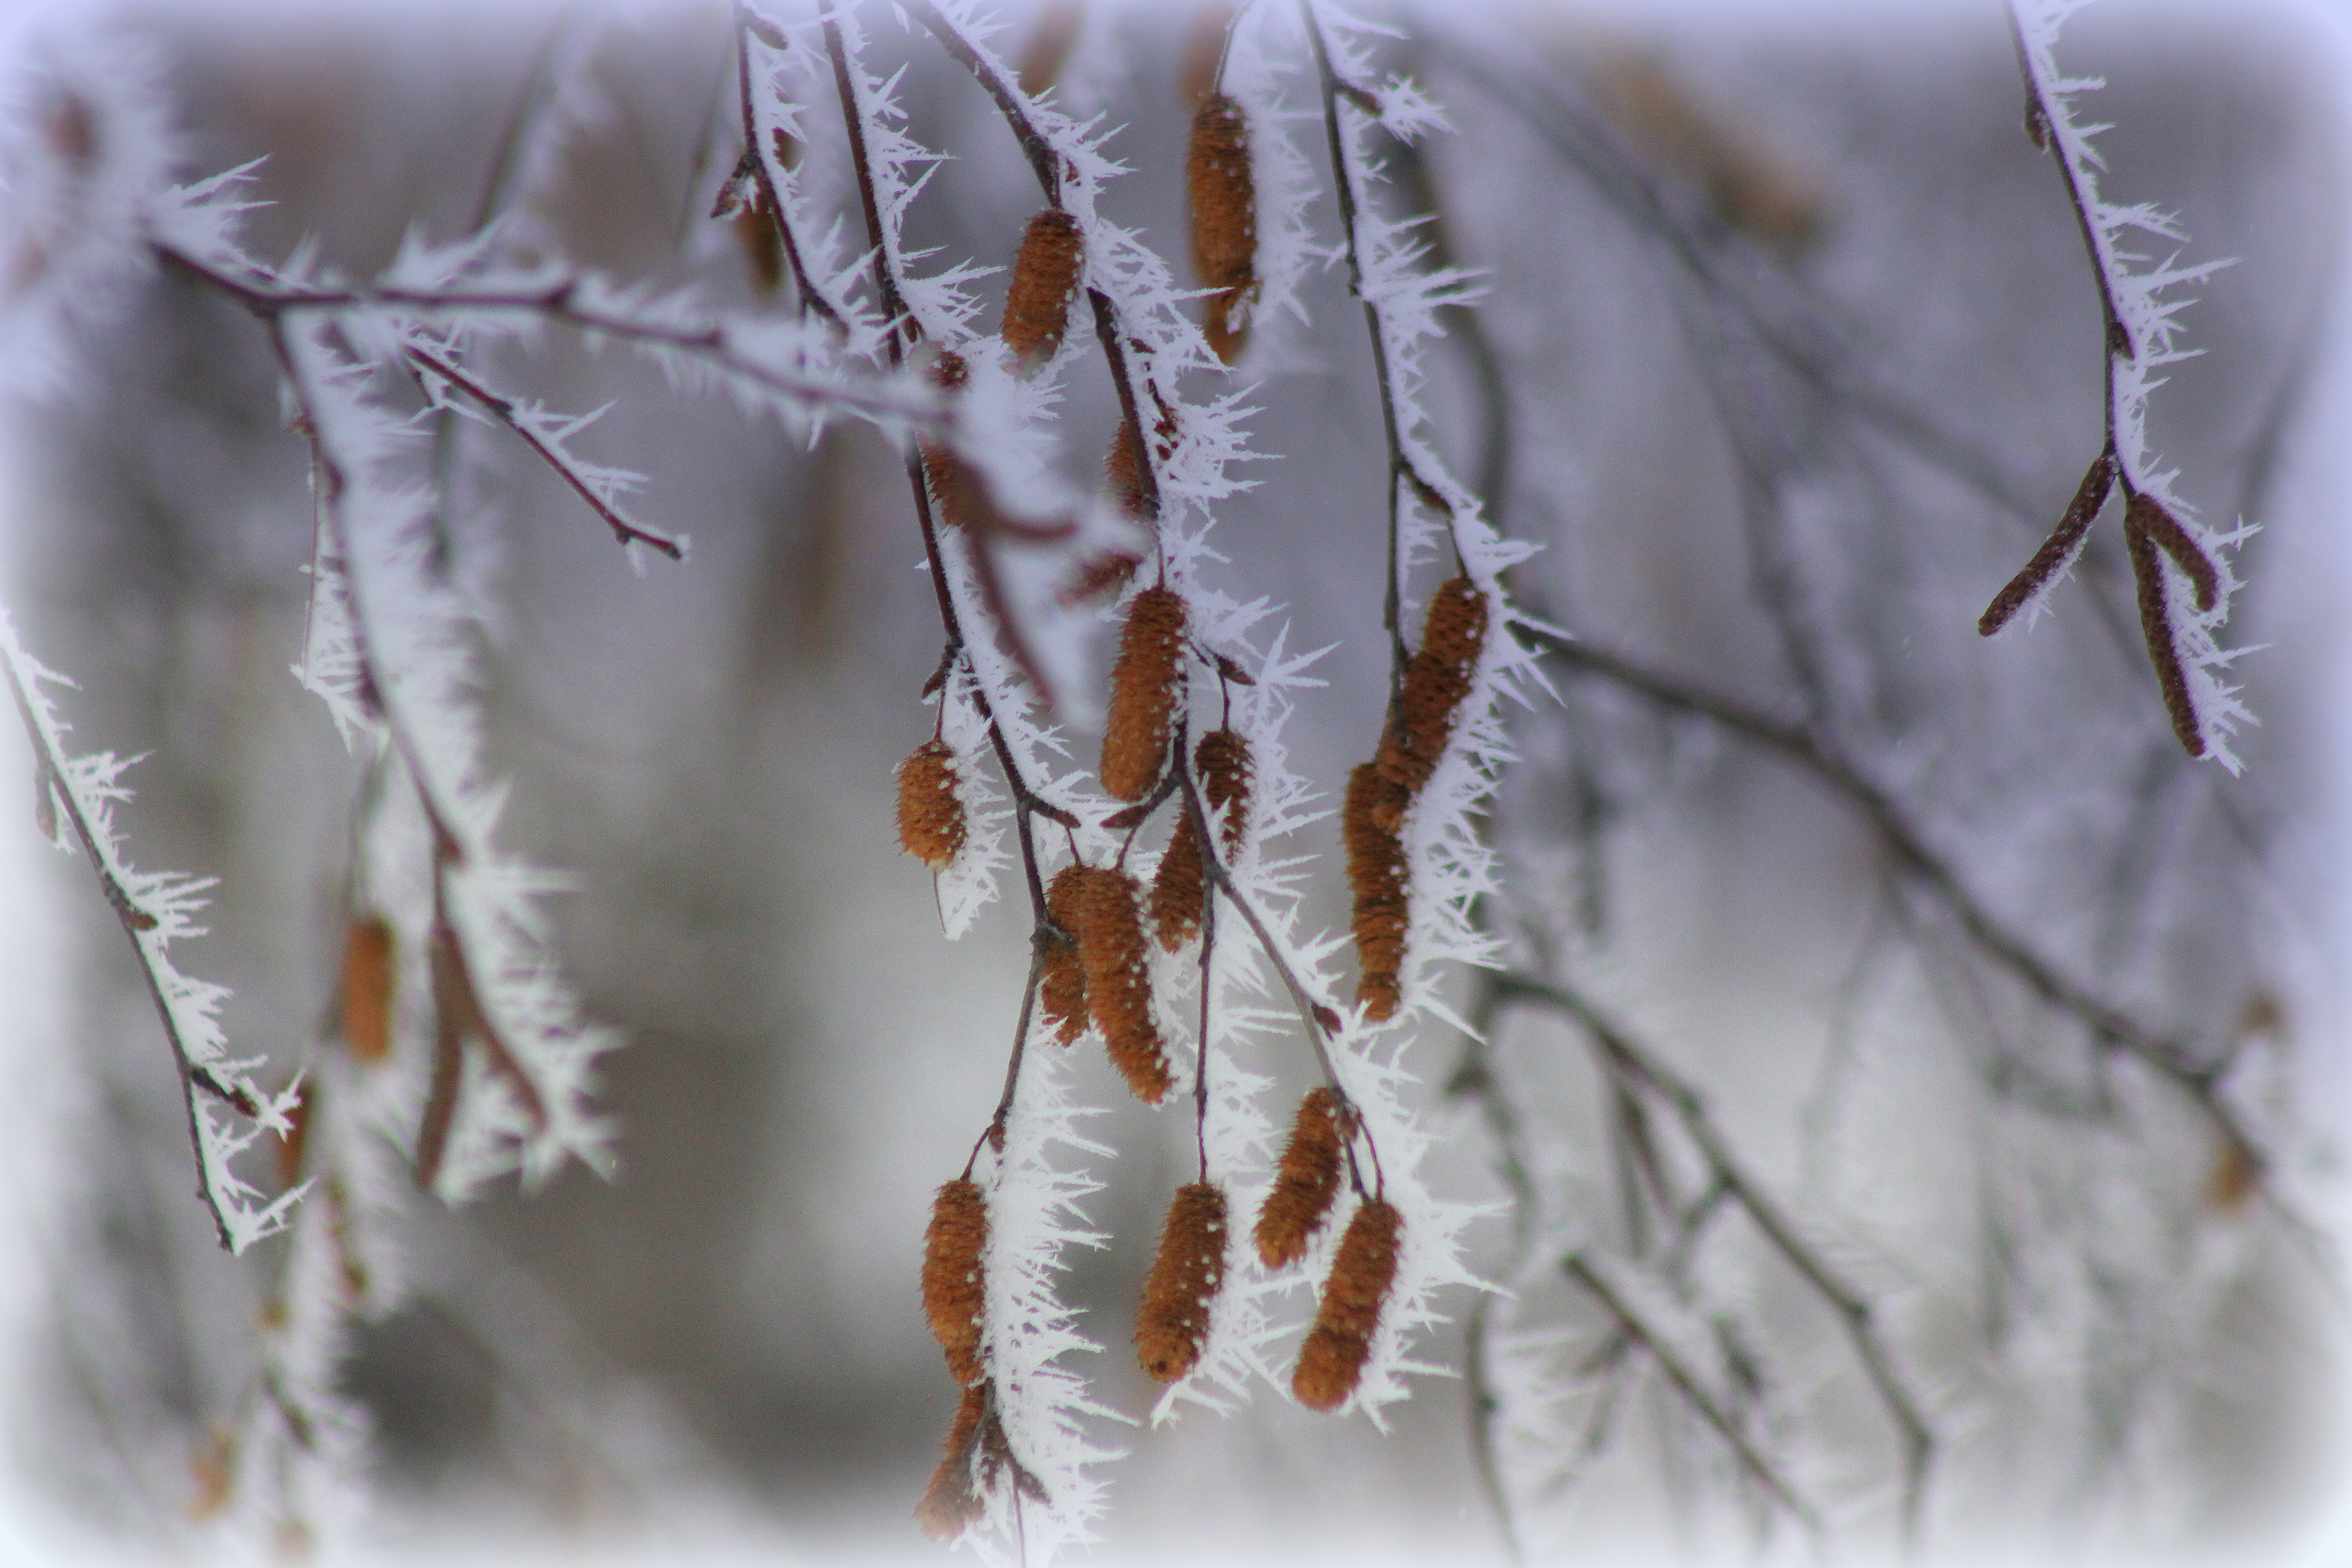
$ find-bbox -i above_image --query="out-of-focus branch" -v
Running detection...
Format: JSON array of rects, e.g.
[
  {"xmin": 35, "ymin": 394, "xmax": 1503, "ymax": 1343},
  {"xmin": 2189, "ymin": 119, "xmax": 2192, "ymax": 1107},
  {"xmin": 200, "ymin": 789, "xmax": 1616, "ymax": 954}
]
[
  {"xmin": 1562, "ymin": 1251, "xmax": 1822, "ymax": 1533},
  {"xmin": 1496, "ymin": 970, "xmax": 1933, "ymax": 1536}
]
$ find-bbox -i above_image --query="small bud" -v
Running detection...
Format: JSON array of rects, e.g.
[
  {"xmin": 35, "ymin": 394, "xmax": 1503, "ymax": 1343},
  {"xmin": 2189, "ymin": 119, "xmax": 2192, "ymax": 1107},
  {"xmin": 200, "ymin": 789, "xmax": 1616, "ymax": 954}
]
[
  {"xmin": 1040, "ymin": 865, "xmax": 1091, "ymax": 1045},
  {"xmin": 1375, "ymin": 575, "xmax": 1488, "ymax": 801}
]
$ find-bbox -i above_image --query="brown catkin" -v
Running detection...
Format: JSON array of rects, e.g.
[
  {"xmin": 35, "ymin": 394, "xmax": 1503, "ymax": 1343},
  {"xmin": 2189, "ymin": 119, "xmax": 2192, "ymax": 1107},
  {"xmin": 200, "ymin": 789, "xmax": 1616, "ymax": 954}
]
[
  {"xmin": 1106, "ymin": 417, "xmax": 1148, "ymax": 518},
  {"xmin": 340, "ymin": 915, "xmax": 396, "ymax": 1064},
  {"xmin": 1149, "ymin": 811, "xmax": 1205, "ymax": 952},
  {"xmin": 1040, "ymin": 865, "xmax": 1091, "ymax": 1044},
  {"xmin": 1187, "ymin": 94, "xmax": 1259, "ymax": 365},
  {"xmin": 1343, "ymin": 763, "xmax": 1410, "ymax": 1021},
  {"xmin": 1100, "ymin": 585, "xmax": 1186, "ymax": 801},
  {"xmin": 1291, "ymin": 1198, "xmax": 1403, "ymax": 1411},
  {"xmin": 1255, "ymin": 1088, "xmax": 1345, "ymax": 1268},
  {"xmin": 1135, "ymin": 1182, "xmax": 1228, "ymax": 1382},
  {"xmin": 1194, "ymin": 728, "xmax": 1253, "ymax": 854},
  {"xmin": 1002, "ymin": 208, "xmax": 1083, "ymax": 366},
  {"xmin": 914, "ymin": 1383, "xmax": 989, "ymax": 1543},
  {"xmin": 922, "ymin": 1179, "xmax": 989, "ymax": 1386},
  {"xmin": 1377, "ymin": 575, "xmax": 1489, "ymax": 802},
  {"xmin": 897, "ymin": 740, "xmax": 967, "ymax": 872},
  {"xmin": 1068, "ymin": 866, "xmax": 1173, "ymax": 1102}
]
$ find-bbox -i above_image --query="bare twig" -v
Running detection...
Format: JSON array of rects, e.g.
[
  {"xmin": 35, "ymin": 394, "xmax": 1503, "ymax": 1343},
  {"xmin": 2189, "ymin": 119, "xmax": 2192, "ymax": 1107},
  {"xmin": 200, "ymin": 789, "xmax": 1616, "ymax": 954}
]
[
  {"xmin": 2, "ymin": 631, "xmax": 260, "ymax": 1253},
  {"xmin": 1502, "ymin": 972, "xmax": 1933, "ymax": 1538},
  {"xmin": 402, "ymin": 342, "xmax": 686, "ymax": 559},
  {"xmin": 1563, "ymin": 1251, "xmax": 1821, "ymax": 1532}
]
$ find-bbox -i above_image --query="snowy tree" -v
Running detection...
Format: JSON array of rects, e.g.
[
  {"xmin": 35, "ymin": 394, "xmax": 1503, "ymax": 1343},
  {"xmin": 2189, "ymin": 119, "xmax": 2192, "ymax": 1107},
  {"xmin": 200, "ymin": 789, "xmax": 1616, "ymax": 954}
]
[{"xmin": 0, "ymin": 0, "xmax": 2345, "ymax": 1563}]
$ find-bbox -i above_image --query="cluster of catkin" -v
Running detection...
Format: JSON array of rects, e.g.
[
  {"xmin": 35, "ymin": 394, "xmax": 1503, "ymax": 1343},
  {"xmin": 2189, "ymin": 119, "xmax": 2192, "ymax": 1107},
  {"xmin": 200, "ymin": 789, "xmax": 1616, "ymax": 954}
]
[{"xmin": 1346, "ymin": 576, "xmax": 1489, "ymax": 1019}]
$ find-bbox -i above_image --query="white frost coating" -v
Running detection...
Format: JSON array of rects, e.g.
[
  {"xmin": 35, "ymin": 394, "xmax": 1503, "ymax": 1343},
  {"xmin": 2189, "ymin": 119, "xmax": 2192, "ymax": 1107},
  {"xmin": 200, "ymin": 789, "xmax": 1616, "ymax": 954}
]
[
  {"xmin": 281, "ymin": 318, "xmax": 622, "ymax": 1200},
  {"xmin": 972, "ymin": 1040, "xmax": 1122, "ymax": 1564},
  {"xmin": 2010, "ymin": 0, "xmax": 2249, "ymax": 769},
  {"xmin": 935, "ymin": 665, "xmax": 1013, "ymax": 940},
  {"xmin": 0, "ymin": 606, "xmax": 302, "ymax": 1255}
]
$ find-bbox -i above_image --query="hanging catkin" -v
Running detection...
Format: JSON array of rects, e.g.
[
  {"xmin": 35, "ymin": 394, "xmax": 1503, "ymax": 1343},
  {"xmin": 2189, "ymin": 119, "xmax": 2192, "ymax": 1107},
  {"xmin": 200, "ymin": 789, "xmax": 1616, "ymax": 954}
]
[
  {"xmin": 1135, "ymin": 1182, "xmax": 1228, "ymax": 1382},
  {"xmin": 897, "ymin": 740, "xmax": 966, "ymax": 872},
  {"xmin": 922, "ymin": 1178, "xmax": 989, "ymax": 1386},
  {"xmin": 1002, "ymin": 208, "xmax": 1083, "ymax": 366},
  {"xmin": 1040, "ymin": 865, "xmax": 1091, "ymax": 1044},
  {"xmin": 1106, "ymin": 416, "xmax": 1149, "ymax": 518},
  {"xmin": 1292, "ymin": 1198, "xmax": 1403, "ymax": 1411},
  {"xmin": 1068, "ymin": 865, "xmax": 1173, "ymax": 1102},
  {"xmin": 340, "ymin": 914, "xmax": 396, "ymax": 1064},
  {"xmin": 1100, "ymin": 585, "xmax": 1186, "ymax": 801},
  {"xmin": 1149, "ymin": 811, "xmax": 1205, "ymax": 951},
  {"xmin": 1186, "ymin": 93, "xmax": 1259, "ymax": 364},
  {"xmin": 1255, "ymin": 1088, "xmax": 1345, "ymax": 1268},
  {"xmin": 915, "ymin": 1383, "xmax": 988, "ymax": 1542},
  {"xmin": 1376, "ymin": 575, "xmax": 1488, "ymax": 804},
  {"xmin": 1195, "ymin": 727, "xmax": 1253, "ymax": 854},
  {"xmin": 1343, "ymin": 763, "xmax": 1410, "ymax": 1021}
]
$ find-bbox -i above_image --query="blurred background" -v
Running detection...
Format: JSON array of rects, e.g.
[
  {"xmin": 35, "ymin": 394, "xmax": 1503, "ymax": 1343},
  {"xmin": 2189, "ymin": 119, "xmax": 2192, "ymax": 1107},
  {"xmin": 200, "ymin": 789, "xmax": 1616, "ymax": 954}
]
[{"xmin": 2, "ymin": 0, "xmax": 2350, "ymax": 1562}]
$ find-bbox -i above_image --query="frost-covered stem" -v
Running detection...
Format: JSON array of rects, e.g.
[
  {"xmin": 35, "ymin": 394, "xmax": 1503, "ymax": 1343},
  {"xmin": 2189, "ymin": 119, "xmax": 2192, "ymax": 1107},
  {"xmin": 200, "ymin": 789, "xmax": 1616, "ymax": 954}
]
[
  {"xmin": 902, "ymin": 0, "xmax": 1167, "ymax": 524},
  {"xmin": 735, "ymin": 4, "xmax": 849, "ymax": 333},
  {"xmin": 400, "ymin": 343, "xmax": 685, "ymax": 559},
  {"xmin": 471, "ymin": 5, "xmax": 585, "ymax": 236},
  {"xmin": 1300, "ymin": 0, "xmax": 1415, "ymax": 676},
  {"xmin": 158, "ymin": 245, "xmax": 936, "ymax": 430},
  {"xmin": 1525, "ymin": 624, "xmax": 2268, "ymax": 1182},
  {"xmin": 979, "ymin": 940, "xmax": 1047, "ymax": 1159},
  {"xmin": 1178, "ymin": 763, "xmax": 1349, "ymax": 1111},
  {"xmin": 1, "ymin": 647, "xmax": 250, "ymax": 1251},
  {"xmin": 819, "ymin": 12, "xmax": 1064, "ymax": 835},
  {"xmin": 2007, "ymin": 5, "xmax": 2132, "ymax": 370},
  {"xmin": 1562, "ymin": 1253, "xmax": 1820, "ymax": 1532},
  {"xmin": 820, "ymin": 11, "xmax": 915, "ymax": 353},
  {"xmin": 1498, "ymin": 971, "xmax": 1934, "ymax": 1534},
  {"xmin": 1453, "ymin": 976, "xmax": 1534, "ymax": 1564}
]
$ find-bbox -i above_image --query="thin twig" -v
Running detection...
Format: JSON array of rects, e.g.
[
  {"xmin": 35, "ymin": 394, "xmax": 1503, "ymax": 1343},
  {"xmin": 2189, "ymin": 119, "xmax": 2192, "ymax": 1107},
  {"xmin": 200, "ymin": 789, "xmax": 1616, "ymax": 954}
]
[
  {"xmin": 402, "ymin": 343, "xmax": 686, "ymax": 559},
  {"xmin": 2, "ymin": 641, "xmax": 253, "ymax": 1252},
  {"xmin": 1563, "ymin": 1252, "xmax": 1821, "ymax": 1533},
  {"xmin": 1503, "ymin": 971, "xmax": 1935, "ymax": 1538}
]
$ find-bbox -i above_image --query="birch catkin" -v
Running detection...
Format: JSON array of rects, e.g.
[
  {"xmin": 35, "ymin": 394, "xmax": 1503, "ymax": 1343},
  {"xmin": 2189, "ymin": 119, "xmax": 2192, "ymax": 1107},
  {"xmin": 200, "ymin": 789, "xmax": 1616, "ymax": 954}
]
[
  {"xmin": 1377, "ymin": 575, "xmax": 1488, "ymax": 803},
  {"xmin": 1343, "ymin": 763, "xmax": 1410, "ymax": 1021},
  {"xmin": 1101, "ymin": 585, "xmax": 1186, "ymax": 801},
  {"xmin": 922, "ymin": 1179, "xmax": 989, "ymax": 1386},
  {"xmin": 1256, "ymin": 1088, "xmax": 1345, "ymax": 1268},
  {"xmin": 915, "ymin": 1383, "xmax": 988, "ymax": 1542},
  {"xmin": 1068, "ymin": 865, "xmax": 1173, "ymax": 1102},
  {"xmin": 1136, "ymin": 1182, "xmax": 1228, "ymax": 1382},
  {"xmin": 1002, "ymin": 208, "xmax": 1083, "ymax": 366},
  {"xmin": 897, "ymin": 740, "xmax": 966, "ymax": 872},
  {"xmin": 1040, "ymin": 865, "xmax": 1091, "ymax": 1044},
  {"xmin": 1186, "ymin": 93, "xmax": 1259, "ymax": 364},
  {"xmin": 340, "ymin": 914, "xmax": 396, "ymax": 1064},
  {"xmin": 1149, "ymin": 810, "xmax": 1205, "ymax": 951},
  {"xmin": 1195, "ymin": 727, "xmax": 1252, "ymax": 854},
  {"xmin": 1292, "ymin": 1198, "xmax": 1403, "ymax": 1411}
]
